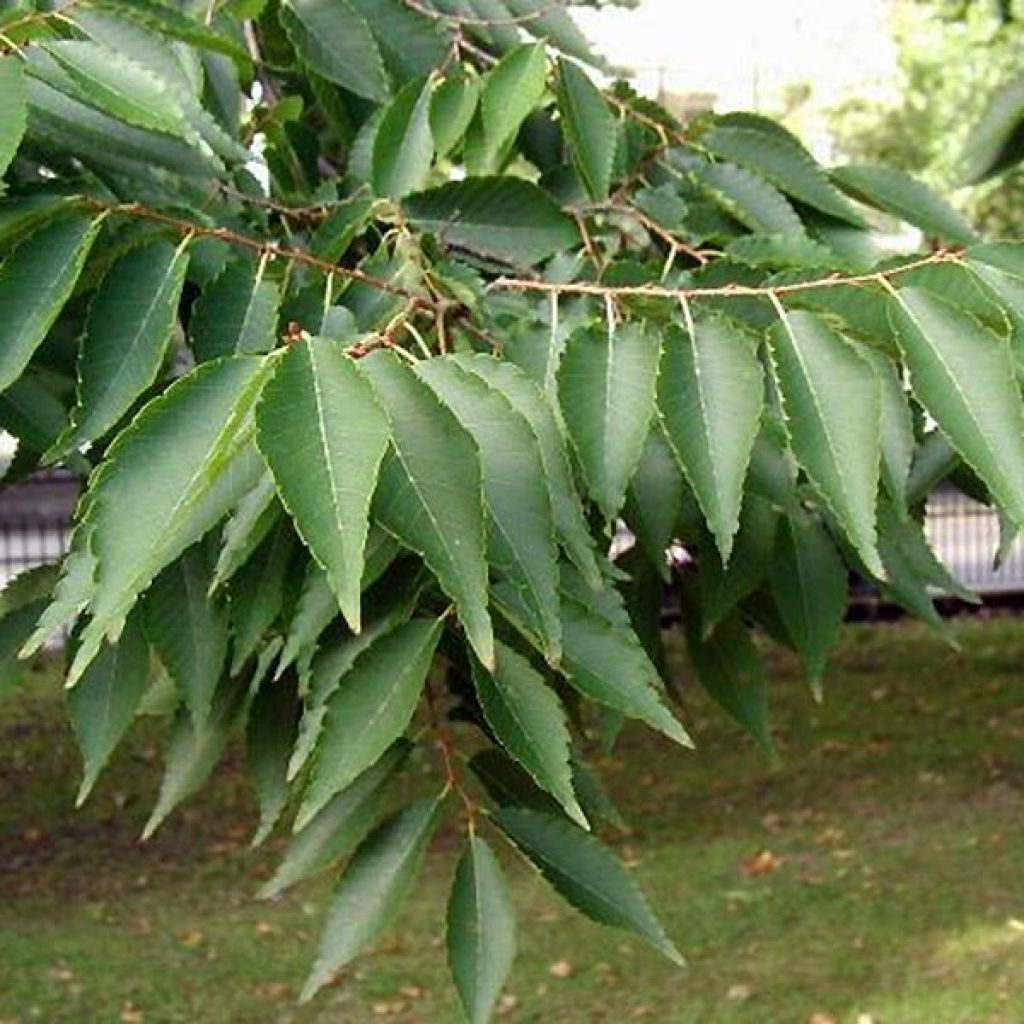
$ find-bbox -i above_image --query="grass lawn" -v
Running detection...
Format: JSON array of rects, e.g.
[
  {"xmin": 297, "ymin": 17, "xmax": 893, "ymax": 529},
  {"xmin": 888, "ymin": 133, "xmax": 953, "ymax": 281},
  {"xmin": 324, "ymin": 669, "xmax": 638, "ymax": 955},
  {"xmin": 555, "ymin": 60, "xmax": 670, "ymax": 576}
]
[{"xmin": 1, "ymin": 617, "xmax": 1023, "ymax": 1023}]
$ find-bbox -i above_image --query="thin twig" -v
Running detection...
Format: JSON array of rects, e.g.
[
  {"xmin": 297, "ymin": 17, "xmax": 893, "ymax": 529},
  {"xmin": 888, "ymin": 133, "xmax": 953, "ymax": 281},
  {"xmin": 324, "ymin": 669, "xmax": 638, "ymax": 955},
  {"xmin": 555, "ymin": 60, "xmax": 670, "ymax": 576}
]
[
  {"xmin": 86, "ymin": 199, "xmax": 420, "ymax": 300},
  {"xmin": 490, "ymin": 249, "xmax": 965, "ymax": 302}
]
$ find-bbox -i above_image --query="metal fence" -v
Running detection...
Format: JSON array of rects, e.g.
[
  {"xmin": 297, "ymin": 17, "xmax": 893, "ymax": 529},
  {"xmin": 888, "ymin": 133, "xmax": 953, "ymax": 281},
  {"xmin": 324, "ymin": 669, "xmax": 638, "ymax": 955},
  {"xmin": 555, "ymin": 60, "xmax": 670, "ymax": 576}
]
[{"xmin": 0, "ymin": 474, "xmax": 1022, "ymax": 600}]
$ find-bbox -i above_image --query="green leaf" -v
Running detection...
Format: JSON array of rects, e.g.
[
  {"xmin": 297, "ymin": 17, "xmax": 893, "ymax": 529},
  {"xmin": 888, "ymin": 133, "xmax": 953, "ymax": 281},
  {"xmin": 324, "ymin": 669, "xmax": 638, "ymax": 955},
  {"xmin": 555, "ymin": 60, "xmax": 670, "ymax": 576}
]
[
  {"xmin": 48, "ymin": 240, "xmax": 190, "ymax": 461},
  {"xmin": 190, "ymin": 261, "xmax": 281, "ymax": 362},
  {"xmin": 962, "ymin": 243, "xmax": 1024, "ymax": 381},
  {"xmin": 557, "ymin": 594, "xmax": 690, "ymax": 746},
  {"xmin": 496, "ymin": 807, "xmax": 683, "ymax": 965},
  {"xmin": 889, "ymin": 287, "xmax": 1024, "ymax": 528},
  {"xmin": 298, "ymin": 617, "xmax": 442, "ymax": 830},
  {"xmin": 770, "ymin": 511, "xmax": 847, "ymax": 698},
  {"xmin": 684, "ymin": 612, "xmax": 772, "ymax": 754},
  {"xmin": 142, "ymin": 672, "xmax": 250, "ymax": 839},
  {"xmin": 478, "ymin": 43, "xmax": 547, "ymax": 172},
  {"xmin": 702, "ymin": 115, "xmax": 865, "ymax": 225},
  {"xmin": 556, "ymin": 58, "xmax": 616, "ymax": 201},
  {"xmin": 454, "ymin": 353, "xmax": 601, "ymax": 589},
  {"xmin": 261, "ymin": 741, "xmax": 409, "ymax": 899},
  {"xmin": 347, "ymin": 0, "xmax": 448, "ymax": 83},
  {"xmin": 960, "ymin": 73, "xmax": 1024, "ymax": 184},
  {"xmin": 626, "ymin": 425, "xmax": 685, "ymax": 576},
  {"xmin": 472, "ymin": 641, "xmax": 584, "ymax": 826},
  {"xmin": 559, "ymin": 322, "xmax": 660, "ymax": 521},
  {"xmin": 658, "ymin": 317, "xmax": 763, "ymax": 562},
  {"xmin": 692, "ymin": 161, "xmax": 806, "ymax": 237},
  {"xmin": 229, "ymin": 519, "xmax": 294, "ymax": 673},
  {"xmin": 373, "ymin": 76, "xmax": 436, "ymax": 201},
  {"xmin": 86, "ymin": 0, "xmax": 250, "ymax": 63},
  {"xmin": 67, "ymin": 356, "xmax": 270, "ymax": 684},
  {"xmin": 301, "ymin": 797, "xmax": 441, "ymax": 1002},
  {"xmin": 831, "ymin": 165, "xmax": 978, "ymax": 246},
  {"xmin": 211, "ymin": 474, "xmax": 281, "ymax": 591},
  {"xmin": 418, "ymin": 358, "xmax": 562, "ymax": 664},
  {"xmin": 447, "ymin": 836, "xmax": 517, "ymax": 1024},
  {"xmin": 361, "ymin": 351, "xmax": 494, "ymax": 668},
  {"xmin": 287, "ymin": 573, "xmax": 422, "ymax": 783},
  {"xmin": 768, "ymin": 309, "xmax": 883, "ymax": 577},
  {"xmin": 699, "ymin": 494, "xmax": 779, "ymax": 635},
  {"xmin": 246, "ymin": 673, "xmax": 300, "ymax": 845},
  {"xmin": 405, "ymin": 177, "xmax": 580, "ymax": 267},
  {"xmin": 256, "ymin": 338, "xmax": 389, "ymax": 634},
  {"xmin": 0, "ymin": 216, "xmax": 100, "ymax": 394},
  {"xmin": 143, "ymin": 546, "xmax": 228, "ymax": 727},
  {"xmin": 0, "ymin": 57, "xmax": 26, "ymax": 180},
  {"xmin": 67, "ymin": 611, "xmax": 149, "ymax": 806},
  {"xmin": 275, "ymin": 562, "xmax": 337, "ymax": 679},
  {"xmin": 280, "ymin": 0, "xmax": 390, "ymax": 102},
  {"xmin": 431, "ymin": 74, "xmax": 480, "ymax": 158},
  {"xmin": 859, "ymin": 346, "xmax": 914, "ymax": 518},
  {"xmin": 38, "ymin": 41, "xmax": 189, "ymax": 136}
]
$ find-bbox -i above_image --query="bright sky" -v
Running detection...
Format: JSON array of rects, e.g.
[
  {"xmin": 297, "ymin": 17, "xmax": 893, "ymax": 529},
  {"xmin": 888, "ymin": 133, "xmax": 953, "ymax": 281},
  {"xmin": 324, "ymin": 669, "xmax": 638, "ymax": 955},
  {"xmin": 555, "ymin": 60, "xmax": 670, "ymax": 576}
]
[{"xmin": 574, "ymin": 0, "xmax": 897, "ymax": 112}]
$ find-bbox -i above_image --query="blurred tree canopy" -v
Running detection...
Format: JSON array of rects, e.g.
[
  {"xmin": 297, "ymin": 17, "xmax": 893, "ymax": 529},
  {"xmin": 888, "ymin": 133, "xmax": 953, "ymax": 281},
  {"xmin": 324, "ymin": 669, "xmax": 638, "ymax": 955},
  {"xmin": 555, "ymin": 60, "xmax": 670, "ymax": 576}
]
[{"xmin": 830, "ymin": 0, "xmax": 1024, "ymax": 236}]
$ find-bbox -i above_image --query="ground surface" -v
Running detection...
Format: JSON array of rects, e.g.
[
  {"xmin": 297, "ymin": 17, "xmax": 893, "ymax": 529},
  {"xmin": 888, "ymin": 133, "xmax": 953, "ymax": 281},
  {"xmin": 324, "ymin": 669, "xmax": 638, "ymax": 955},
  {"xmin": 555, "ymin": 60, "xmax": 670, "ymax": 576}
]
[{"xmin": 1, "ymin": 618, "xmax": 1023, "ymax": 1024}]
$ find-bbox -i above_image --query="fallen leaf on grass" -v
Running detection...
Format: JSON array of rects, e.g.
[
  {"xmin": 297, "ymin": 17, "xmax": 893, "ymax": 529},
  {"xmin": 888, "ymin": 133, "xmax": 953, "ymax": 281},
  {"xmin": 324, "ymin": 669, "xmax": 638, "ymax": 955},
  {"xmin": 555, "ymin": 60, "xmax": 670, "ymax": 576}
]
[
  {"xmin": 548, "ymin": 960, "xmax": 574, "ymax": 979},
  {"xmin": 740, "ymin": 850, "xmax": 781, "ymax": 876}
]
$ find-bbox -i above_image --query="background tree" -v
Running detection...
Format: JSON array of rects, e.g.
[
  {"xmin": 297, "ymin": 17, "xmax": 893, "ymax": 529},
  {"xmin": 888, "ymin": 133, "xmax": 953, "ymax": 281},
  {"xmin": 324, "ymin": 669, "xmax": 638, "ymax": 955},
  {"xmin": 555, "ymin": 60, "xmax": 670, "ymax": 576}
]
[
  {"xmin": 829, "ymin": 0, "xmax": 1024, "ymax": 236},
  {"xmin": 1, "ymin": 1, "xmax": 1024, "ymax": 1021}
]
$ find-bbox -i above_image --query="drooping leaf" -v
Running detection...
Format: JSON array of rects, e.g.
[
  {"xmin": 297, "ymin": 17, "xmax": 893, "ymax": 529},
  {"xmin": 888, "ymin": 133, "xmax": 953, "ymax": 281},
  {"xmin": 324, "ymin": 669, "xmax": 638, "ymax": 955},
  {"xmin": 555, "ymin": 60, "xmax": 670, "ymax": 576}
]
[
  {"xmin": 189, "ymin": 261, "xmax": 281, "ymax": 362},
  {"xmin": 347, "ymin": 0, "xmax": 449, "ymax": 83},
  {"xmin": 143, "ymin": 545, "xmax": 228, "ymax": 727},
  {"xmin": 556, "ymin": 58, "xmax": 616, "ymax": 201},
  {"xmin": 142, "ymin": 671, "xmax": 251, "ymax": 839},
  {"xmin": 768, "ymin": 309, "xmax": 883, "ymax": 577},
  {"xmin": 287, "ymin": 573, "xmax": 422, "ymax": 783},
  {"xmin": 229, "ymin": 519, "xmax": 295, "ymax": 673},
  {"xmin": 246, "ymin": 673, "xmax": 300, "ymax": 845},
  {"xmin": 405, "ymin": 177, "xmax": 580, "ymax": 266},
  {"xmin": 0, "ymin": 57, "xmax": 26, "ymax": 181},
  {"xmin": 770, "ymin": 511, "xmax": 847, "ymax": 698},
  {"xmin": 297, "ymin": 617, "xmax": 442, "ymax": 830},
  {"xmin": 889, "ymin": 287, "xmax": 1024, "ymax": 528},
  {"xmin": 256, "ymin": 338, "xmax": 389, "ymax": 634},
  {"xmin": 447, "ymin": 836, "xmax": 517, "ymax": 1024},
  {"xmin": 261, "ymin": 741, "xmax": 409, "ymax": 899},
  {"xmin": 418, "ymin": 358, "xmax": 561, "ymax": 663},
  {"xmin": 471, "ymin": 641, "xmax": 584, "ymax": 826},
  {"xmin": 301, "ymin": 797, "xmax": 441, "ymax": 1002},
  {"xmin": 48, "ymin": 239, "xmax": 190, "ymax": 460},
  {"xmin": 67, "ymin": 357, "xmax": 271, "ymax": 684},
  {"xmin": 831, "ymin": 165, "xmax": 978, "ymax": 246},
  {"xmin": 858, "ymin": 345, "xmax": 914, "ymax": 518},
  {"xmin": 558, "ymin": 322, "xmax": 660, "ymax": 521},
  {"xmin": 625, "ymin": 425, "xmax": 685, "ymax": 576},
  {"xmin": 658, "ymin": 317, "xmax": 764, "ymax": 562},
  {"xmin": 455, "ymin": 353, "xmax": 601, "ymax": 588},
  {"xmin": 496, "ymin": 807, "xmax": 683, "ymax": 965},
  {"xmin": 279, "ymin": 0, "xmax": 390, "ymax": 102},
  {"xmin": 373, "ymin": 76, "xmax": 436, "ymax": 201},
  {"xmin": 684, "ymin": 611, "xmax": 773, "ymax": 754},
  {"xmin": 361, "ymin": 351, "xmax": 494, "ymax": 668},
  {"xmin": 67, "ymin": 611, "xmax": 149, "ymax": 806},
  {"xmin": 498, "ymin": 586, "xmax": 692, "ymax": 747},
  {"xmin": 0, "ymin": 216, "xmax": 100, "ymax": 394}
]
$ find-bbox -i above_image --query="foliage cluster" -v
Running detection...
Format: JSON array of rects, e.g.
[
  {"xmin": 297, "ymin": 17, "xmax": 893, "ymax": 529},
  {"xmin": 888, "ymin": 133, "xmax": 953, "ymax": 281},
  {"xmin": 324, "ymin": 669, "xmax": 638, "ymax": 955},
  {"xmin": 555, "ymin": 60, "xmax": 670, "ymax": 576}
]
[{"xmin": 1, "ymin": 1, "xmax": 1024, "ymax": 1019}]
